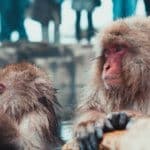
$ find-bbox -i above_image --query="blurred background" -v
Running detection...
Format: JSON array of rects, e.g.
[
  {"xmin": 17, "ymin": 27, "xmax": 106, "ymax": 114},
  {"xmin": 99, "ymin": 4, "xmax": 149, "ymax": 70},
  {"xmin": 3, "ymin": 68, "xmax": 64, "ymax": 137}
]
[{"xmin": 0, "ymin": 0, "xmax": 149, "ymax": 144}]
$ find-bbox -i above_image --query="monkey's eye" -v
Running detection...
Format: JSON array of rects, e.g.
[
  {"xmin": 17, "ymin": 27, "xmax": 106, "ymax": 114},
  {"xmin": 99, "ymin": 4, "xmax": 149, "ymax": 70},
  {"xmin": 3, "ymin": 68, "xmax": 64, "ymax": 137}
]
[
  {"xmin": 115, "ymin": 45, "xmax": 122, "ymax": 52},
  {"xmin": 0, "ymin": 83, "xmax": 6, "ymax": 94}
]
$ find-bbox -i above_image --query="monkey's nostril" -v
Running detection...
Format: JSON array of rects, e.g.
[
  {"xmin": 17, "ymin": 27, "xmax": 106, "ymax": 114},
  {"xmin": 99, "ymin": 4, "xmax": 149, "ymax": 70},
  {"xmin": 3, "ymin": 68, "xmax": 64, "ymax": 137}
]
[{"xmin": 105, "ymin": 64, "xmax": 110, "ymax": 71}]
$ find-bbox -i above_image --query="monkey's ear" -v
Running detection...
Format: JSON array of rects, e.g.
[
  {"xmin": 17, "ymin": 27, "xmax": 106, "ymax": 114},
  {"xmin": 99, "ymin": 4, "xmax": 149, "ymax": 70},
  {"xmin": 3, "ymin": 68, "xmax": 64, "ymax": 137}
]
[
  {"xmin": 0, "ymin": 84, "xmax": 6, "ymax": 94},
  {"xmin": 34, "ymin": 78, "xmax": 59, "ymax": 106},
  {"xmin": 34, "ymin": 75, "xmax": 61, "ymax": 123}
]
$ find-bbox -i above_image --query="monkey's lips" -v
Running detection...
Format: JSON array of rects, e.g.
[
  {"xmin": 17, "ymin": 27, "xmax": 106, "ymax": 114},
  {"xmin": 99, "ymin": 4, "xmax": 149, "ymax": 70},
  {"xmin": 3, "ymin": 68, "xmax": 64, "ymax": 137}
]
[{"xmin": 103, "ymin": 75, "xmax": 122, "ymax": 88}]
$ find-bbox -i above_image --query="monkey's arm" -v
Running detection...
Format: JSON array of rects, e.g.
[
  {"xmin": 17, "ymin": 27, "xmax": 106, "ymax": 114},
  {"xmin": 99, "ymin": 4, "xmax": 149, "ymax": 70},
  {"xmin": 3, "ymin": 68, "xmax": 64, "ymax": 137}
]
[
  {"xmin": 62, "ymin": 131, "xmax": 126, "ymax": 150},
  {"xmin": 63, "ymin": 117, "xmax": 150, "ymax": 150},
  {"xmin": 72, "ymin": 109, "xmax": 107, "ymax": 150},
  {"xmin": 66, "ymin": 110, "xmax": 129, "ymax": 150},
  {"xmin": 72, "ymin": 110, "xmax": 137, "ymax": 150},
  {"xmin": 64, "ymin": 110, "xmax": 144, "ymax": 150}
]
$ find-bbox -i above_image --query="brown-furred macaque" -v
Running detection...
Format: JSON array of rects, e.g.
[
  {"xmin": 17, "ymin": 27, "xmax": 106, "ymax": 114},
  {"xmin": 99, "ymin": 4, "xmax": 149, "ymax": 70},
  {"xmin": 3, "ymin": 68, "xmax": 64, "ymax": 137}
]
[
  {"xmin": 66, "ymin": 17, "xmax": 150, "ymax": 150},
  {"xmin": 0, "ymin": 62, "xmax": 61, "ymax": 150}
]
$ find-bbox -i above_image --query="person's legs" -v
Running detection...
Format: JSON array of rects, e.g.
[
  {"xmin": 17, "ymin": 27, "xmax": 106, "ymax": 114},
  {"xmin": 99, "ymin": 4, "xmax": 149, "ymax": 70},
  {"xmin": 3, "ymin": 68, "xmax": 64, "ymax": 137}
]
[
  {"xmin": 17, "ymin": 16, "xmax": 28, "ymax": 40},
  {"xmin": 0, "ymin": 13, "xmax": 12, "ymax": 41},
  {"xmin": 54, "ymin": 23, "xmax": 60, "ymax": 43},
  {"xmin": 144, "ymin": 0, "xmax": 150, "ymax": 16},
  {"xmin": 41, "ymin": 25, "xmax": 49, "ymax": 42},
  {"xmin": 75, "ymin": 11, "xmax": 81, "ymax": 41},
  {"xmin": 13, "ymin": 0, "xmax": 28, "ymax": 40},
  {"xmin": 87, "ymin": 11, "xmax": 94, "ymax": 42}
]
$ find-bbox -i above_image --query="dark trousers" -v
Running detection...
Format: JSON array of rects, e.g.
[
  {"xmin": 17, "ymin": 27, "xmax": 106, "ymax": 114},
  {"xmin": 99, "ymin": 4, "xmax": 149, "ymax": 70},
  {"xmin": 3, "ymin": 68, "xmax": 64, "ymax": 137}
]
[
  {"xmin": 0, "ymin": 2, "xmax": 28, "ymax": 42},
  {"xmin": 1, "ymin": 13, "xmax": 28, "ymax": 41},
  {"xmin": 75, "ymin": 10, "xmax": 94, "ymax": 41},
  {"xmin": 144, "ymin": 0, "xmax": 150, "ymax": 16}
]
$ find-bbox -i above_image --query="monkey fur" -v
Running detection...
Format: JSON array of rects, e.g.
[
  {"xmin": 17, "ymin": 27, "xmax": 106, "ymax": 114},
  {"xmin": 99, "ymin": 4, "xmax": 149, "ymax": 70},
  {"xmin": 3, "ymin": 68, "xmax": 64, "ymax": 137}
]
[
  {"xmin": 70, "ymin": 17, "xmax": 150, "ymax": 150},
  {"xmin": 0, "ymin": 62, "xmax": 60, "ymax": 150}
]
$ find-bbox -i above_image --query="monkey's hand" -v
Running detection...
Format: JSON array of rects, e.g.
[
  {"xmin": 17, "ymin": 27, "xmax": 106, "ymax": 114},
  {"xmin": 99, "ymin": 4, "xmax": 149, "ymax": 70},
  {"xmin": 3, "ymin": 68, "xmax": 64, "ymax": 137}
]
[
  {"xmin": 73, "ymin": 110, "xmax": 106, "ymax": 150},
  {"xmin": 103, "ymin": 111, "xmax": 144, "ymax": 132}
]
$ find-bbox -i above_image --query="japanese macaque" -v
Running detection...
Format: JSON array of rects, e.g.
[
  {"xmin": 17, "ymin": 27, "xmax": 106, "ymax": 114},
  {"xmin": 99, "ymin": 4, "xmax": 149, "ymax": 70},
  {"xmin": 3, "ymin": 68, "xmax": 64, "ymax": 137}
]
[
  {"xmin": 0, "ymin": 62, "xmax": 61, "ymax": 150},
  {"xmin": 66, "ymin": 17, "xmax": 150, "ymax": 150}
]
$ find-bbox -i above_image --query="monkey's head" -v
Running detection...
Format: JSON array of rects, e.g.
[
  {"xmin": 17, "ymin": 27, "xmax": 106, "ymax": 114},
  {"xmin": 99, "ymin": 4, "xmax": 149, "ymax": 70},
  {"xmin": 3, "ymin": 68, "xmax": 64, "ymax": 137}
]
[
  {"xmin": 94, "ymin": 17, "xmax": 150, "ymax": 95},
  {"xmin": 0, "ymin": 62, "xmax": 57, "ymax": 120}
]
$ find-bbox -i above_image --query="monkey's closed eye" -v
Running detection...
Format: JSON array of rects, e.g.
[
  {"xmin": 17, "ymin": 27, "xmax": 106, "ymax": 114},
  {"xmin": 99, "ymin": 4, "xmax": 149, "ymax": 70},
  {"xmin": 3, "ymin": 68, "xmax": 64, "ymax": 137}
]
[{"xmin": 0, "ymin": 83, "xmax": 6, "ymax": 94}]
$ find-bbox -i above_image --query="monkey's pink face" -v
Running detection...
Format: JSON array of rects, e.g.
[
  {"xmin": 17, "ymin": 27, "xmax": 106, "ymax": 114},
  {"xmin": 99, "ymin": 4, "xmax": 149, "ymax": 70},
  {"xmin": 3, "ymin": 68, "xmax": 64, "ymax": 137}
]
[{"xmin": 102, "ymin": 44, "xmax": 128, "ymax": 89}]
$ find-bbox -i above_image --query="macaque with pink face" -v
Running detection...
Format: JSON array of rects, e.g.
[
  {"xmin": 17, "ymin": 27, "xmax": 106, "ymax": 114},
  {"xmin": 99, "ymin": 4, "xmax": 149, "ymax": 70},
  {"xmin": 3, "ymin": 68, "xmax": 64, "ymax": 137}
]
[{"xmin": 72, "ymin": 17, "xmax": 150, "ymax": 150}]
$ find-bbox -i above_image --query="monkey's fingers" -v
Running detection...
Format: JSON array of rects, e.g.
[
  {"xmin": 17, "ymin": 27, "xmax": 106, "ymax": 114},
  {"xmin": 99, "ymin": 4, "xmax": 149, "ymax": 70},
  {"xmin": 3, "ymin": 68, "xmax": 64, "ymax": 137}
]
[
  {"xmin": 78, "ymin": 133, "xmax": 100, "ymax": 150},
  {"xmin": 103, "ymin": 112, "xmax": 130, "ymax": 132},
  {"xmin": 75, "ymin": 121, "xmax": 103, "ymax": 150}
]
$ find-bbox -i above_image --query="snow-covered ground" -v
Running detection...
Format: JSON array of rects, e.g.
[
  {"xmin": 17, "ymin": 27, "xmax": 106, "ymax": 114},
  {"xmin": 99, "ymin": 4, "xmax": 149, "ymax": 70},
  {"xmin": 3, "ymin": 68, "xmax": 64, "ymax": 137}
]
[{"xmin": 14, "ymin": 0, "xmax": 146, "ymax": 43}]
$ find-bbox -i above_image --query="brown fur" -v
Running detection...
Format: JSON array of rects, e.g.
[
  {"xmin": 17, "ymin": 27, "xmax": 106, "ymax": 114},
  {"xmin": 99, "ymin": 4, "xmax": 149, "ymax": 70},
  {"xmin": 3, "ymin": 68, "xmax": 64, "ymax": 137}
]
[
  {"xmin": 63, "ymin": 17, "xmax": 150, "ymax": 150},
  {"xmin": 0, "ymin": 62, "xmax": 60, "ymax": 149}
]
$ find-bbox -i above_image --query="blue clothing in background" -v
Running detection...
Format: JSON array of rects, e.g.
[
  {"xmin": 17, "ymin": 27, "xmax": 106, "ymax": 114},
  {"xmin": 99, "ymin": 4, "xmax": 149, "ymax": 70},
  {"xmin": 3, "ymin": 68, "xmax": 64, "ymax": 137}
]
[
  {"xmin": 0, "ymin": 0, "xmax": 30, "ymax": 41},
  {"xmin": 112, "ymin": 0, "xmax": 137, "ymax": 20}
]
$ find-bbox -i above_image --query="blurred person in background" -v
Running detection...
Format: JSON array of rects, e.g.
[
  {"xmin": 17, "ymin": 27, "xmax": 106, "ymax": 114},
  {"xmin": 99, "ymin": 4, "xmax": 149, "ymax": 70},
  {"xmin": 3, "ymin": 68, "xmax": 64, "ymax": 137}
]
[
  {"xmin": 0, "ymin": 0, "xmax": 30, "ymax": 41},
  {"xmin": 143, "ymin": 0, "xmax": 150, "ymax": 16},
  {"xmin": 72, "ymin": 0, "xmax": 101, "ymax": 42},
  {"xmin": 112, "ymin": 0, "xmax": 137, "ymax": 20},
  {"xmin": 30, "ymin": 0, "xmax": 63, "ymax": 43}
]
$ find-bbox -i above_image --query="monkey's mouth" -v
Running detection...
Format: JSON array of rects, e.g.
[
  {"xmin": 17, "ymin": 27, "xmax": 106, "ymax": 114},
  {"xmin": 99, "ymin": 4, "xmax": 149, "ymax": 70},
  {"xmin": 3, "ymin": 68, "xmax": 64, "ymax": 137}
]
[{"xmin": 103, "ymin": 76, "xmax": 122, "ymax": 88}]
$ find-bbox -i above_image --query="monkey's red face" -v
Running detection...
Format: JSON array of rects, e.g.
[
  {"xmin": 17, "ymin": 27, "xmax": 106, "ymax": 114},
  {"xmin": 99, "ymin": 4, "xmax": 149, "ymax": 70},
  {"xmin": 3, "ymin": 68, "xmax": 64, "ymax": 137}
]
[{"xmin": 102, "ymin": 44, "xmax": 127, "ymax": 89}]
